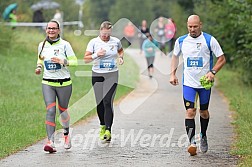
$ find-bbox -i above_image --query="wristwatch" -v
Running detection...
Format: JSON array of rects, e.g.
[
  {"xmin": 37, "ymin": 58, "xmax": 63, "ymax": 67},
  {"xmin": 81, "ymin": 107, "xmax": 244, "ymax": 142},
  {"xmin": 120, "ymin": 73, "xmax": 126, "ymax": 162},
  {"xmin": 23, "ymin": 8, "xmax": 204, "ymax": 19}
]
[{"xmin": 210, "ymin": 69, "xmax": 217, "ymax": 75}]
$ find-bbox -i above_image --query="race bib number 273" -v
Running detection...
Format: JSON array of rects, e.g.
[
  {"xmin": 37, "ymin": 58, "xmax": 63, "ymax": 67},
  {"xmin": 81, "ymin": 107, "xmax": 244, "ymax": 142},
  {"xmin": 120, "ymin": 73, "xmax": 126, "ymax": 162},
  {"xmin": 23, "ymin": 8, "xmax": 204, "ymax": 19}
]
[{"xmin": 44, "ymin": 61, "xmax": 61, "ymax": 71}]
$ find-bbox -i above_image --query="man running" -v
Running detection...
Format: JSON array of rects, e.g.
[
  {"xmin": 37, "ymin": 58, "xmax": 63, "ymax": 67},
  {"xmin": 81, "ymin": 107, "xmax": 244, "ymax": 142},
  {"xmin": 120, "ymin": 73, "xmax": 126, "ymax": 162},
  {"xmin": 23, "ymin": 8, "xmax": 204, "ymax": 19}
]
[{"xmin": 169, "ymin": 15, "xmax": 226, "ymax": 156}]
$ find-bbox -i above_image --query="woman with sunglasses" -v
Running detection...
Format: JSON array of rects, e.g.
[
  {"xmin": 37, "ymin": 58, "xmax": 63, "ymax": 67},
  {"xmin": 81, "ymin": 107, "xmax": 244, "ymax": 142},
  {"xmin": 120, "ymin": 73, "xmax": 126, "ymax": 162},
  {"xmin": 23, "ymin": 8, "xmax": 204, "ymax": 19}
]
[{"xmin": 84, "ymin": 21, "xmax": 124, "ymax": 142}]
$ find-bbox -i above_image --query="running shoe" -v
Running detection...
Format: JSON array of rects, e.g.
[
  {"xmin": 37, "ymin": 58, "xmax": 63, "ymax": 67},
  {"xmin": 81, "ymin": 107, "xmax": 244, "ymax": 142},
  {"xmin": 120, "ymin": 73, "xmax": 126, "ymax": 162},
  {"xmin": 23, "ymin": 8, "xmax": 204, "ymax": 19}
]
[
  {"xmin": 187, "ymin": 143, "xmax": 197, "ymax": 156},
  {"xmin": 200, "ymin": 135, "xmax": 208, "ymax": 153},
  {"xmin": 64, "ymin": 135, "xmax": 72, "ymax": 149},
  {"xmin": 44, "ymin": 140, "xmax": 56, "ymax": 153},
  {"xmin": 103, "ymin": 130, "xmax": 111, "ymax": 142},
  {"xmin": 99, "ymin": 125, "xmax": 106, "ymax": 140}
]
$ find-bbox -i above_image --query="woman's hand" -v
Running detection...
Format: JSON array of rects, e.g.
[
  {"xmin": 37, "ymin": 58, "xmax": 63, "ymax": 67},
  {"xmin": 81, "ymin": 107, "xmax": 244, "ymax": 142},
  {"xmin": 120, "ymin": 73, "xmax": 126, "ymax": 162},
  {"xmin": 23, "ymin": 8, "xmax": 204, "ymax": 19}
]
[
  {"xmin": 51, "ymin": 57, "xmax": 64, "ymax": 64},
  {"xmin": 97, "ymin": 48, "xmax": 106, "ymax": 57},
  {"xmin": 35, "ymin": 67, "xmax": 42, "ymax": 75}
]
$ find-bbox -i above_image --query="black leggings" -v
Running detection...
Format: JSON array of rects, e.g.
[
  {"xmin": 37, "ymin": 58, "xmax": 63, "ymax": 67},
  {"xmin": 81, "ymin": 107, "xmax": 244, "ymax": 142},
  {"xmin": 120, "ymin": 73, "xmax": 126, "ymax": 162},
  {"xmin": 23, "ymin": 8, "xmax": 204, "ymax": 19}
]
[{"xmin": 92, "ymin": 71, "xmax": 118, "ymax": 131}]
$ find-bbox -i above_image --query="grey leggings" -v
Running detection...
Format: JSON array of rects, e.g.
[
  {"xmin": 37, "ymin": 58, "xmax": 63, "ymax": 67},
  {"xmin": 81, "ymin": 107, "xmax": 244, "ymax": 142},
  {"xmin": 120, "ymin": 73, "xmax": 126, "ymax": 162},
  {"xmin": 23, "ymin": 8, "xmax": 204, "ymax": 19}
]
[{"xmin": 42, "ymin": 84, "xmax": 72, "ymax": 141}]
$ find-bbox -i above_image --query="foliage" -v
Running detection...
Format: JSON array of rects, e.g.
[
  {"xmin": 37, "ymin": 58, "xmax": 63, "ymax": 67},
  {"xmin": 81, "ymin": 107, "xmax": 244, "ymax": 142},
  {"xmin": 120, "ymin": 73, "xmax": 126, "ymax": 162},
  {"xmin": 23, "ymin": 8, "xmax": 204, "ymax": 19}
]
[
  {"xmin": 167, "ymin": 1, "xmax": 188, "ymax": 37},
  {"xmin": 177, "ymin": 0, "xmax": 194, "ymax": 14},
  {"xmin": 232, "ymin": 0, "xmax": 252, "ymax": 85},
  {"xmin": 1, "ymin": 0, "xmax": 80, "ymax": 22},
  {"xmin": 152, "ymin": 0, "xmax": 172, "ymax": 19},
  {"xmin": 194, "ymin": 0, "xmax": 252, "ymax": 85},
  {"xmin": 87, "ymin": 0, "xmax": 116, "ymax": 27},
  {"xmin": 1, "ymin": 0, "xmax": 189, "ymax": 37},
  {"xmin": 109, "ymin": 0, "xmax": 154, "ymax": 26}
]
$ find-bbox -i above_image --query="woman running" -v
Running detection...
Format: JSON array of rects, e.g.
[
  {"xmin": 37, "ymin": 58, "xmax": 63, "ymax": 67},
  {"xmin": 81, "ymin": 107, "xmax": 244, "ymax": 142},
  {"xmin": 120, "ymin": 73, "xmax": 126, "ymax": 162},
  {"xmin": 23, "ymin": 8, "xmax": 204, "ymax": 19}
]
[
  {"xmin": 142, "ymin": 33, "xmax": 159, "ymax": 78},
  {"xmin": 35, "ymin": 20, "xmax": 77, "ymax": 153},
  {"xmin": 84, "ymin": 21, "xmax": 124, "ymax": 142}
]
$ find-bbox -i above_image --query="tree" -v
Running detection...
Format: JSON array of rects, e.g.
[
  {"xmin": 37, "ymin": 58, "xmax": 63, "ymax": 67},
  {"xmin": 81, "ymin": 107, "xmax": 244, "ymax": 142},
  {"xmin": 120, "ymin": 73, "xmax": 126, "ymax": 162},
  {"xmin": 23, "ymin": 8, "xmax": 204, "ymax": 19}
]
[
  {"xmin": 194, "ymin": 0, "xmax": 252, "ymax": 84},
  {"xmin": 166, "ymin": 1, "xmax": 188, "ymax": 36},
  {"xmin": 86, "ymin": 0, "xmax": 116, "ymax": 28},
  {"xmin": 177, "ymin": 0, "xmax": 194, "ymax": 14},
  {"xmin": 152, "ymin": 0, "xmax": 172, "ymax": 19},
  {"xmin": 109, "ymin": 0, "xmax": 154, "ymax": 26}
]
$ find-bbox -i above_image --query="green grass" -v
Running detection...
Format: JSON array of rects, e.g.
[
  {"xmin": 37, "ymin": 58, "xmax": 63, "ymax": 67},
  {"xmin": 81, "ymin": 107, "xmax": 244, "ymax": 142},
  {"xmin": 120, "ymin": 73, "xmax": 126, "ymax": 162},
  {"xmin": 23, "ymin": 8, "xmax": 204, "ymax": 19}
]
[
  {"xmin": 0, "ymin": 28, "xmax": 139, "ymax": 159},
  {"xmin": 217, "ymin": 66, "xmax": 252, "ymax": 166}
]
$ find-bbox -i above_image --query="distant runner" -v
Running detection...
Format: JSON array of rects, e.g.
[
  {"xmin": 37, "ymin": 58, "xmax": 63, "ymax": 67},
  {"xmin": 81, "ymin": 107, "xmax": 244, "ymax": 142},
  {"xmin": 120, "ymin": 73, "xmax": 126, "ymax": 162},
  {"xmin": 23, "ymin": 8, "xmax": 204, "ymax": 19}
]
[{"xmin": 142, "ymin": 33, "xmax": 159, "ymax": 78}]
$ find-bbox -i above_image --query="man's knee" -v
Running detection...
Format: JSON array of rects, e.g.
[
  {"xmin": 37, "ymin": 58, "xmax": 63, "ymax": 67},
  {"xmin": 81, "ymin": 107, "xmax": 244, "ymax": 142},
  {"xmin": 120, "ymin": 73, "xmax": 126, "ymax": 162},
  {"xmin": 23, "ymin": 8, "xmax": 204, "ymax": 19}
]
[
  {"xmin": 200, "ymin": 110, "xmax": 209, "ymax": 119},
  {"xmin": 186, "ymin": 108, "xmax": 196, "ymax": 118}
]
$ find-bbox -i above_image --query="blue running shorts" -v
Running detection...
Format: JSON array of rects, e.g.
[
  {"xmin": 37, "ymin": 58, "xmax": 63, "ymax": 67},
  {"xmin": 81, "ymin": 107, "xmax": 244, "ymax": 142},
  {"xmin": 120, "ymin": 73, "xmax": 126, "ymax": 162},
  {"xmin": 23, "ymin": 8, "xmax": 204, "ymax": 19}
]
[{"xmin": 183, "ymin": 85, "xmax": 211, "ymax": 110}]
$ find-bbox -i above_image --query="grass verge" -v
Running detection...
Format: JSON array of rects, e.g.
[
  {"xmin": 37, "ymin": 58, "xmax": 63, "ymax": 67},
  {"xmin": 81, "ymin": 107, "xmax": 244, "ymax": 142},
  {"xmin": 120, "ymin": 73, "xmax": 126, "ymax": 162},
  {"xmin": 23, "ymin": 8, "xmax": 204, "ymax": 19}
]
[{"xmin": 217, "ymin": 66, "xmax": 252, "ymax": 166}]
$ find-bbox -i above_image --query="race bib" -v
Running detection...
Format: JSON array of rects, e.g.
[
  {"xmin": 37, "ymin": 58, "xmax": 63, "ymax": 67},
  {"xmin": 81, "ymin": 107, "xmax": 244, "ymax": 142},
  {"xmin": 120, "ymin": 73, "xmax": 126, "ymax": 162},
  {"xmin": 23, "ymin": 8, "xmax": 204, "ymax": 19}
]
[
  {"xmin": 100, "ymin": 59, "xmax": 115, "ymax": 69},
  {"xmin": 44, "ymin": 60, "xmax": 61, "ymax": 71},
  {"xmin": 187, "ymin": 57, "xmax": 203, "ymax": 67}
]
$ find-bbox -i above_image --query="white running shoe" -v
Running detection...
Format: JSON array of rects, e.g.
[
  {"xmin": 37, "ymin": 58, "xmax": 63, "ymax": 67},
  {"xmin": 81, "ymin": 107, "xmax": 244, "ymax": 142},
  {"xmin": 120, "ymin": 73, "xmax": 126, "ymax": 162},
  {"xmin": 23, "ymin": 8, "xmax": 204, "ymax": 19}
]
[
  {"xmin": 44, "ymin": 140, "xmax": 56, "ymax": 153},
  {"xmin": 64, "ymin": 135, "xmax": 72, "ymax": 149}
]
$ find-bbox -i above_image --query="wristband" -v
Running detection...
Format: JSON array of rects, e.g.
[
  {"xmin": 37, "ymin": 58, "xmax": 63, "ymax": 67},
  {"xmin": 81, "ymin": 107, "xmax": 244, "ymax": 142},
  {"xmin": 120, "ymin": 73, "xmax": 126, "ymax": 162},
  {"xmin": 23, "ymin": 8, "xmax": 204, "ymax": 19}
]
[
  {"xmin": 36, "ymin": 66, "xmax": 42, "ymax": 71},
  {"xmin": 119, "ymin": 56, "xmax": 123, "ymax": 60},
  {"xmin": 91, "ymin": 53, "xmax": 98, "ymax": 59},
  {"xmin": 37, "ymin": 65, "xmax": 42, "ymax": 69}
]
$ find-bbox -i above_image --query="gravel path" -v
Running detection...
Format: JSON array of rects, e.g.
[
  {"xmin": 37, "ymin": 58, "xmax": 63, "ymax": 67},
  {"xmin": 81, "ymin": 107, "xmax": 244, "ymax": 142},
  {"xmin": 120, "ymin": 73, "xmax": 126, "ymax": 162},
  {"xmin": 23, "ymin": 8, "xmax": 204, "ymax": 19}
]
[{"xmin": 0, "ymin": 49, "xmax": 238, "ymax": 167}]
